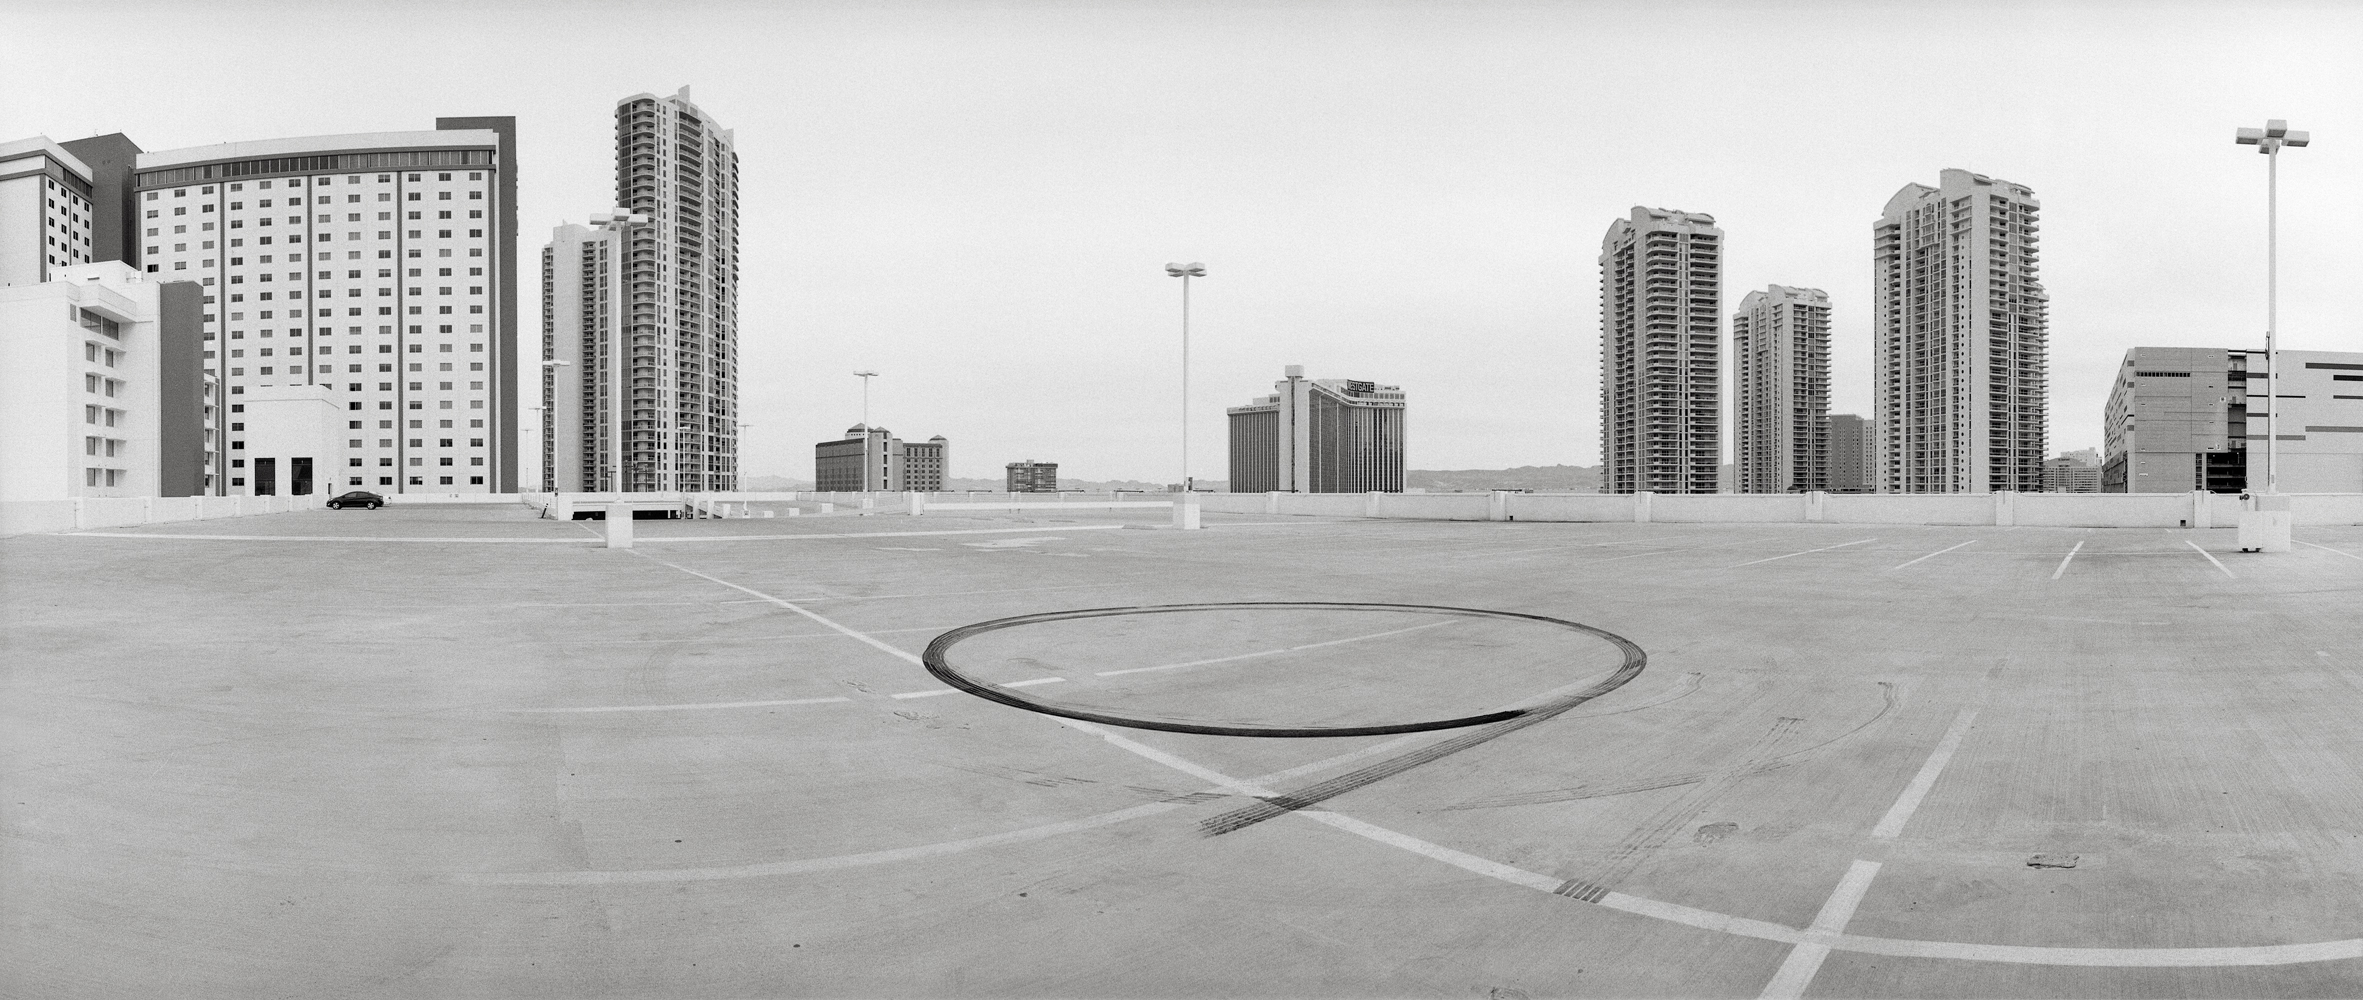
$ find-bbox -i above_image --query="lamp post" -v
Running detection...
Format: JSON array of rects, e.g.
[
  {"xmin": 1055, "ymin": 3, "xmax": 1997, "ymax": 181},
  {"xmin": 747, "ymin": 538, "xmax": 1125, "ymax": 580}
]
[
  {"xmin": 1164, "ymin": 262, "xmax": 1204, "ymax": 494},
  {"xmin": 853, "ymin": 370, "xmax": 878, "ymax": 429},
  {"xmin": 2235, "ymin": 119, "xmax": 2310, "ymax": 494}
]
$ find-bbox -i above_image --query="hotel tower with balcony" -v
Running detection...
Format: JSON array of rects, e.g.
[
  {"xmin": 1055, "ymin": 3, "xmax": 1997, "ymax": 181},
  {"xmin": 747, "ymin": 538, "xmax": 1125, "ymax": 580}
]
[
  {"xmin": 544, "ymin": 87, "xmax": 740, "ymax": 492},
  {"xmin": 1873, "ymin": 168, "xmax": 2048, "ymax": 493},
  {"xmin": 1599, "ymin": 206, "xmax": 1723, "ymax": 494}
]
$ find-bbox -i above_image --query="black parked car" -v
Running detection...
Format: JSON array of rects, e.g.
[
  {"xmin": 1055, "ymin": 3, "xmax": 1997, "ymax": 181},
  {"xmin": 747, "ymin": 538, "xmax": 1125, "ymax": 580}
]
[{"xmin": 326, "ymin": 491, "xmax": 386, "ymax": 510}]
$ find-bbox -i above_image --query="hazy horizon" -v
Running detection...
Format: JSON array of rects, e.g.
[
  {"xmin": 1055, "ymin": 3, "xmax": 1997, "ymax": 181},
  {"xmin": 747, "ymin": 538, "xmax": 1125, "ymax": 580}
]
[{"xmin": 5, "ymin": 0, "xmax": 2358, "ymax": 484}]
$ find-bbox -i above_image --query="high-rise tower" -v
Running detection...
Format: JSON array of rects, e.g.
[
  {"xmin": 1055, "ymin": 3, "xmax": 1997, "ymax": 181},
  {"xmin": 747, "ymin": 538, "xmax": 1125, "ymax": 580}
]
[
  {"xmin": 1731, "ymin": 284, "xmax": 1831, "ymax": 493},
  {"xmin": 1600, "ymin": 207, "xmax": 1722, "ymax": 494},
  {"xmin": 547, "ymin": 87, "xmax": 740, "ymax": 493},
  {"xmin": 1873, "ymin": 169, "xmax": 2047, "ymax": 493}
]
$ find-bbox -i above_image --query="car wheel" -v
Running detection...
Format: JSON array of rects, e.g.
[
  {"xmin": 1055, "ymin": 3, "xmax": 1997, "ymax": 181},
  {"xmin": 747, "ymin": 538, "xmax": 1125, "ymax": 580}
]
[
  {"xmin": 327, "ymin": 502, "xmax": 342, "ymax": 509},
  {"xmin": 368, "ymin": 502, "xmax": 382, "ymax": 510}
]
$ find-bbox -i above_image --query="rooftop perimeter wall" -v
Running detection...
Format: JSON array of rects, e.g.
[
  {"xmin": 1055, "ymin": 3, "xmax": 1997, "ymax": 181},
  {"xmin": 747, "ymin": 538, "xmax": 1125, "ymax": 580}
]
[{"xmin": 1191, "ymin": 490, "xmax": 2363, "ymax": 528}]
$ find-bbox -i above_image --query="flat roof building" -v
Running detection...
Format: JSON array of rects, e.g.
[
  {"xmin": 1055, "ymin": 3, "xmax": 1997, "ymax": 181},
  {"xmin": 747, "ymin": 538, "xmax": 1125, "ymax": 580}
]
[
  {"xmin": 1875, "ymin": 169, "xmax": 2048, "ymax": 493},
  {"xmin": 0, "ymin": 262, "xmax": 209, "ymax": 500},
  {"xmin": 1227, "ymin": 365, "xmax": 1405, "ymax": 493},
  {"xmin": 814, "ymin": 425, "xmax": 945, "ymax": 492},
  {"xmin": 2103, "ymin": 346, "xmax": 2363, "ymax": 494},
  {"xmin": 1006, "ymin": 460, "xmax": 1058, "ymax": 493},
  {"xmin": 0, "ymin": 136, "xmax": 100, "ymax": 286},
  {"xmin": 2043, "ymin": 449, "xmax": 2101, "ymax": 493},
  {"xmin": 132, "ymin": 119, "xmax": 519, "ymax": 495},
  {"xmin": 1732, "ymin": 285, "xmax": 1831, "ymax": 493},
  {"xmin": 1828, "ymin": 414, "xmax": 1874, "ymax": 493},
  {"xmin": 1601, "ymin": 207, "xmax": 1721, "ymax": 494}
]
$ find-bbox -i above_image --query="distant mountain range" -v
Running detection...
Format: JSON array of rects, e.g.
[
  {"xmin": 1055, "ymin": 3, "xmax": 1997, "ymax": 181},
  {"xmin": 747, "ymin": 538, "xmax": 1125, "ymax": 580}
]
[
  {"xmin": 1407, "ymin": 465, "xmax": 1601, "ymax": 493},
  {"xmin": 745, "ymin": 466, "xmax": 1608, "ymax": 493}
]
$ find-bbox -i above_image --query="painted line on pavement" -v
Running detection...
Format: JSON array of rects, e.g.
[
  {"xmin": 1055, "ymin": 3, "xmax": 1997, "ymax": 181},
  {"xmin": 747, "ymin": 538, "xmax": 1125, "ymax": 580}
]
[
  {"xmin": 1731, "ymin": 538, "xmax": 1879, "ymax": 568},
  {"xmin": 889, "ymin": 689, "xmax": 958, "ymax": 700},
  {"xmin": 1001, "ymin": 677, "xmax": 1066, "ymax": 689},
  {"xmin": 505, "ymin": 696, "xmax": 852, "ymax": 714},
  {"xmin": 1893, "ymin": 540, "xmax": 1977, "ymax": 570},
  {"xmin": 2298, "ymin": 540, "xmax": 2362, "ymax": 561},
  {"xmin": 1758, "ymin": 860, "xmax": 1884, "ymax": 999},
  {"xmin": 645, "ymin": 557, "xmax": 925, "ymax": 667},
  {"xmin": 67, "ymin": 524, "xmax": 1130, "ymax": 545},
  {"xmin": 67, "ymin": 532, "xmax": 591, "ymax": 543},
  {"xmin": 1094, "ymin": 620, "xmax": 1454, "ymax": 678},
  {"xmin": 1871, "ymin": 708, "xmax": 1980, "ymax": 840},
  {"xmin": 2185, "ymin": 540, "xmax": 2237, "ymax": 578},
  {"xmin": 2051, "ymin": 540, "xmax": 2084, "ymax": 580},
  {"xmin": 572, "ymin": 559, "xmax": 2363, "ymax": 969}
]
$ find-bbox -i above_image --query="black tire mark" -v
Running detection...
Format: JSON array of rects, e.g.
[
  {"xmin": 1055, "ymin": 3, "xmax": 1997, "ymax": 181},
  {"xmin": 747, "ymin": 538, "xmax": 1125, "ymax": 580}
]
[
  {"xmin": 1551, "ymin": 716, "xmax": 1803, "ymax": 902},
  {"xmin": 923, "ymin": 602, "xmax": 1646, "ymax": 739},
  {"xmin": 1444, "ymin": 681, "xmax": 1898, "ymax": 812}
]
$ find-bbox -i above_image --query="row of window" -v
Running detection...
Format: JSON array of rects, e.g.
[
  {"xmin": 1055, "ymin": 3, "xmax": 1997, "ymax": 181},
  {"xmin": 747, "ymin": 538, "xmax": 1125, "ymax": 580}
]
[
  {"xmin": 84, "ymin": 468, "xmax": 126, "ymax": 487},
  {"xmin": 151, "ymin": 171, "xmax": 486, "ymax": 199},
  {"xmin": 152, "ymin": 246, "xmax": 487, "ymax": 273}
]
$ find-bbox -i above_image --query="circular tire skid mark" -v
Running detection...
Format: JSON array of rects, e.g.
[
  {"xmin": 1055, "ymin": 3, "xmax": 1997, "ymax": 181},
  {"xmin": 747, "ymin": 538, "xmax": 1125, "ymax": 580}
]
[{"xmin": 922, "ymin": 601, "xmax": 1647, "ymax": 737}]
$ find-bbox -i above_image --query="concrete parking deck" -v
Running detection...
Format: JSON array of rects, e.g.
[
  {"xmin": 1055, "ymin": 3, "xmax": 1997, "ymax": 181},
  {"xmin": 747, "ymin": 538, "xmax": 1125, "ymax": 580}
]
[{"xmin": 5, "ymin": 505, "xmax": 2363, "ymax": 998}]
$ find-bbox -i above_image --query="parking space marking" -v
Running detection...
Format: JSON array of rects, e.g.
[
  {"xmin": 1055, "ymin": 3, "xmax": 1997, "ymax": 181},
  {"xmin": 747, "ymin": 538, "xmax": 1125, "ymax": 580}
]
[
  {"xmin": 1093, "ymin": 621, "xmax": 1455, "ymax": 678},
  {"xmin": 1758, "ymin": 860, "xmax": 1884, "ymax": 999},
  {"xmin": 2299, "ymin": 540, "xmax": 2363, "ymax": 561},
  {"xmin": 2051, "ymin": 540, "xmax": 2084, "ymax": 580},
  {"xmin": 2185, "ymin": 540, "xmax": 2237, "ymax": 578},
  {"xmin": 1731, "ymin": 538, "xmax": 1880, "ymax": 568},
  {"xmin": 1893, "ymin": 540, "xmax": 1977, "ymax": 570},
  {"xmin": 1870, "ymin": 708, "xmax": 1979, "ymax": 839},
  {"xmin": 506, "ymin": 696, "xmax": 852, "ymax": 714}
]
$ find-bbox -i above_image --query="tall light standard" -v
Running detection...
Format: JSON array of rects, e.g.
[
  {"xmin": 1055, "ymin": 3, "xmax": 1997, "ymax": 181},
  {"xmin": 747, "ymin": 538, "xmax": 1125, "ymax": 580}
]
[
  {"xmin": 852, "ymin": 370, "xmax": 879, "ymax": 429},
  {"xmin": 1165, "ymin": 262, "xmax": 1205, "ymax": 492},
  {"xmin": 2235, "ymin": 119, "xmax": 2310, "ymax": 494}
]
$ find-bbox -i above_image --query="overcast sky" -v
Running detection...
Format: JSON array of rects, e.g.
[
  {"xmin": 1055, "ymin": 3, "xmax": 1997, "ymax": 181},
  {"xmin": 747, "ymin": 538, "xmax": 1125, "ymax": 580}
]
[{"xmin": 6, "ymin": 0, "xmax": 2360, "ymax": 483}]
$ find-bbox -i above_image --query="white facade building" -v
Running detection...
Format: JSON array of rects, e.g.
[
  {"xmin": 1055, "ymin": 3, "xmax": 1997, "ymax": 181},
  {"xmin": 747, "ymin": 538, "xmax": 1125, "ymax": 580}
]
[
  {"xmin": 132, "ymin": 119, "xmax": 518, "ymax": 495},
  {"xmin": 0, "ymin": 262, "xmax": 209, "ymax": 500},
  {"xmin": 1874, "ymin": 168, "xmax": 2049, "ymax": 493},
  {"xmin": 544, "ymin": 88, "xmax": 739, "ymax": 493},
  {"xmin": 1731, "ymin": 285, "xmax": 1832, "ymax": 493},
  {"xmin": 0, "ymin": 136, "xmax": 98, "ymax": 287},
  {"xmin": 1601, "ymin": 206, "xmax": 1723, "ymax": 495}
]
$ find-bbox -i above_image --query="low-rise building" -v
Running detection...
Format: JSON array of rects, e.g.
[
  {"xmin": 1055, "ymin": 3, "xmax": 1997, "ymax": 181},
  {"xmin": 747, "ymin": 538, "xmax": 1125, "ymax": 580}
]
[
  {"xmin": 1006, "ymin": 460, "xmax": 1058, "ymax": 493},
  {"xmin": 0, "ymin": 262, "xmax": 209, "ymax": 499},
  {"xmin": 2042, "ymin": 449, "xmax": 2101, "ymax": 493},
  {"xmin": 814, "ymin": 425, "xmax": 947, "ymax": 492},
  {"xmin": 1226, "ymin": 365, "xmax": 1405, "ymax": 493},
  {"xmin": 2103, "ymin": 346, "xmax": 2363, "ymax": 493}
]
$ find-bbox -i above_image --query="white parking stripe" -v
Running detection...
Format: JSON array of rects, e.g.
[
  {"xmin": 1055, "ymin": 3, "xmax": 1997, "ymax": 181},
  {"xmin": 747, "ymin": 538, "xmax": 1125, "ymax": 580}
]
[
  {"xmin": 2185, "ymin": 540, "xmax": 2237, "ymax": 578},
  {"xmin": 1870, "ymin": 708, "xmax": 1979, "ymax": 839},
  {"xmin": 1093, "ymin": 621, "xmax": 1453, "ymax": 678},
  {"xmin": 2050, "ymin": 540, "xmax": 2084, "ymax": 580},
  {"xmin": 2298, "ymin": 540, "xmax": 2362, "ymax": 561},
  {"xmin": 1893, "ymin": 540, "xmax": 1977, "ymax": 570},
  {"xmin": 1758, "ymin": 860, "xmax": 1884, "ymax": 999},
  {"xmin": 506, "ymin": 696, "xmax": 852, "ymax": 714},
  {"xmin": 1731, "ymin": 538, "xmax": 1879, "ymax": 568}
]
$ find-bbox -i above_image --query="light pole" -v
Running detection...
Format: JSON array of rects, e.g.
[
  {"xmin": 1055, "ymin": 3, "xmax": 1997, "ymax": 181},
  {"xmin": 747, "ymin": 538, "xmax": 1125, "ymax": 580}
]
[
  {"xmin": 1164, "ymin": 262, "xmax": 1204, "ymax": 493},
  {"xmin": 2235, "ymin": 119, "xmax": 2310, "ymax": 494},
  {"xmin": 853, "ymin": 370, "xmax": 878, "ymax": 429}
]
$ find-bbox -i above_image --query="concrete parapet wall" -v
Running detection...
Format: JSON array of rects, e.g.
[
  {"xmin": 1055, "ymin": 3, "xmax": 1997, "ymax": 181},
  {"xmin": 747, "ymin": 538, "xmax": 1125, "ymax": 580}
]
[
  {"xmin": 502, "ymin": 489, "xmax": 2363, "ymax": 529},
  {"xmin": 1188, "ymin": 491, "xmax": 2363, "ymax": 528},
  {"xmin": 1, "ymin": 493, "xmax": 328, "ymax": 537}
]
